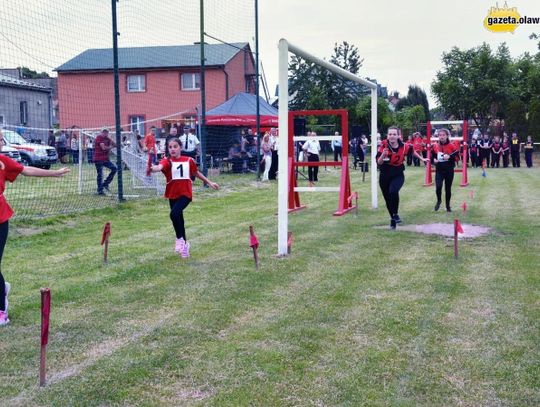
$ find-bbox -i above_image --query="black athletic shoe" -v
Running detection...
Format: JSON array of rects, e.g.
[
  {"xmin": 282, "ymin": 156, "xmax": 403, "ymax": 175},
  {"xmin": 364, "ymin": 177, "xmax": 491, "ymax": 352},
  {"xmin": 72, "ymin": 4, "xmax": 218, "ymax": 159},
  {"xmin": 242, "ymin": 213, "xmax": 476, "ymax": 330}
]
[
  {"xmin": 434, "ymin": 201, "xmax": 441, "ymax": 211},
  {"xmin": 390, "ymin": 219, "xmax": 397, "ymax": 229},
  {"xmin": 446, "ymin": 207, "xmax": 452, "ymax": 213},
  {"xmin": 393, "ymin": 214, "xmax": 402, "ymax": 224}
]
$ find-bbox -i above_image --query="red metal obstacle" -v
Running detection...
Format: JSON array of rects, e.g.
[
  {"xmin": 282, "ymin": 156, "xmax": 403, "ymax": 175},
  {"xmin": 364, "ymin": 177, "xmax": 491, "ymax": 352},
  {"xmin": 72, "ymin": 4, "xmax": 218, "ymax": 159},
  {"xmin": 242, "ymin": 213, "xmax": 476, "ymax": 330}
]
[
  {"xmin": 287, "ymin": 109, "xmax": 355, "ymax": 216},
  {"xmin": 424, "ymin": 120, "xmax": 469, "ymax": 187}
]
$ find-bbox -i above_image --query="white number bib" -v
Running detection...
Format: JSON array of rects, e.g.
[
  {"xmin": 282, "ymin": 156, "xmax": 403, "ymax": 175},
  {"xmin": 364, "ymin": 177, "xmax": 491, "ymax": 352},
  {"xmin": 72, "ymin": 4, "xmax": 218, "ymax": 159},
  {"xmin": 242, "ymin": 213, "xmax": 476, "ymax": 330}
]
[{"xmin": 171, "ymin": 161, "xmax": 190, "ymax": 180}]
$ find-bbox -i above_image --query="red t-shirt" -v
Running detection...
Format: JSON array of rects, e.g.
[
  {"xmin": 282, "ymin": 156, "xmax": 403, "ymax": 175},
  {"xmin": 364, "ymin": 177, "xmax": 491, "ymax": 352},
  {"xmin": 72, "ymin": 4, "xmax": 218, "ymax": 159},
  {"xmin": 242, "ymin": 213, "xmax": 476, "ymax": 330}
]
[
  {"xmin": 377, "ymin": 140, "xmax": 411, "ymax": 167},
  {"xmin": 93, "ymin": 134, "xmax": 112, "ymax": 162},
  {"xmin": 0, "ymin": 155, "xmax": 24, "ymax": 223},
  {"xmin": 144, "ymin": 134, "xmax": 156, "ymax": 153},
  {"xmin": 160, "ymin": 156, "xmax": 198, "ymax": 200}
]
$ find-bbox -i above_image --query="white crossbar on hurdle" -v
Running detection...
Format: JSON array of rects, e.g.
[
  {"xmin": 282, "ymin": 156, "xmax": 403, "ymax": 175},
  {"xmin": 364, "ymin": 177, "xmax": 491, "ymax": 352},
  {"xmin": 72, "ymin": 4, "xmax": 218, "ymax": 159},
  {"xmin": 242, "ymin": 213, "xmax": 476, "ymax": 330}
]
[
  {"xmin": 294, "ymin": 187, "xmax": 341, "ymax": 192},
  {"xmin": 293, "ymin": 136, "xmax": 336, "ymax": 142}
]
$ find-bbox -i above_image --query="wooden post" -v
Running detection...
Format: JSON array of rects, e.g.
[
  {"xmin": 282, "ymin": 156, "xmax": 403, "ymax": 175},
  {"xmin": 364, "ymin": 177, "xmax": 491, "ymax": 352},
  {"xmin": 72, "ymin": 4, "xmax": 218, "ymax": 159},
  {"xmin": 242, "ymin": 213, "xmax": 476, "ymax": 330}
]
[
  {"xmin": 40, "ymin": 288, "xmax": 51, "ymax": 387},
  {"xmin": 101, "ymin": 222, "xmax": 111, "ymax": 264},
  {"xmin": 249, "ymin": 226, "xmax": 259, "ymax": 269},
  {"xmin": 453, "ymin": 219, "xmax": 459, "ymax": 259}
]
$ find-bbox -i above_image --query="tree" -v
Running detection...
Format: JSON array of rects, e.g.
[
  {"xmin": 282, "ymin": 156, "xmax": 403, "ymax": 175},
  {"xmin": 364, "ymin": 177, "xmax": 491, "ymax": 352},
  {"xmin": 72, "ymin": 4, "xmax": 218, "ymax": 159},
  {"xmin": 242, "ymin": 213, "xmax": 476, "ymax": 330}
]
[
  {"xmin": 528, "ymin": 98, "xmax": 540, "ymax": 142},
  {"xmin": 395, "ymin": 105, "xmax": 426, "ymax": 136},
  {"xmin": 354, "ymin": 96, "xmax": 394, "ymax": 134},
  {"xmin": 288, "ymin": 41, "xmax": 365, "ymax": 112},
  {"xmin": 431, "ymin": 43, "xmax": 514, "ymax": 133},
  {"xmin": 18, "ymin": 66, "xmax": 50, "ymax": 79},
  {"xmin": 503, "ymin": 99, "xmax": 527, "ymax": 135},
  {"xmin": 395, "ymin": 85, "xmax": 430, "ymax": 120}
]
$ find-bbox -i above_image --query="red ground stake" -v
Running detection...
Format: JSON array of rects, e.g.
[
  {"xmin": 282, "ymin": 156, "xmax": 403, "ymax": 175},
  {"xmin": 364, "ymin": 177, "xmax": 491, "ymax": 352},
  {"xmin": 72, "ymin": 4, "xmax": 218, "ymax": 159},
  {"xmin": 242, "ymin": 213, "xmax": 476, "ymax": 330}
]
[
  {"xmin": 40, "ymin": 288, "xmax": 51, "ymax": 387},
  {"xmin": 461, "ymin": 201, "xmax": 467, "ymax": 214},
  {"xmin": 469, "ymin": 190, "xmax": 475, "ymax": 200},
  {"xmin": 101, "ymin": 222, "xmax": 111, "ymax": 263},
  {"xmin": 454, "ymin": 219, "xmax": 464, "ymax": 258},
  {"xmin": 249, "ymin": 226, "xmax": 260, "ymax": 269}
]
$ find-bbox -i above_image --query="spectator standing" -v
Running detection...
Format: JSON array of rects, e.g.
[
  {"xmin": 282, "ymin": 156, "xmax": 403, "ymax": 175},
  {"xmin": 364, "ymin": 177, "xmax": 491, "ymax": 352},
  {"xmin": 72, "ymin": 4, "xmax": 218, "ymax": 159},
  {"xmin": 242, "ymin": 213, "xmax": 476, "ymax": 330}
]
[
  {"xmin": 47, "ymin": 130, "xmax": 55, "ymax": 148},
  {"xmin": 57, "ymin": 130, "xmax": 68, "ymax": 163},
  {"xmin": 510, "ymin": 132, "xmax": 521, "ymax": 167},
  {"xmin": 93, "ymin": 128, "xmax": 117, "ymax": 195},
  {"xmin": 524, "ymin": 136, "xmax": 534, "ymax": 168},
  {"xmin": 491, "ymin": 136, "xmax": 502, "ymax": 168},
  {"xmin": 261, "ymin": 132, "xmax": 272, "ymax": 181},
  {"xmin": 144, "ymin": 126, "xmax": 158, "ymax": 164},
  {"xmin": 179, "ymin": 127, "xmax": 200, "ymax": 161},
  {"xmin": 303, "ymin": 131, "xmax": 321, "ymax": 183},
  {"xmin": 469, "ymin": 138, "xmax": 479, "ymax": 167},
  {"xmin": 501, "ymin": 135, "xmax": 510, "ymax": 168},
  {"xmin": 268, "ymin": 128, "xmax": 279, "ymax": 180},
  {"xmin": 405, "ymin": 135, "xmax": 414, "ymax": 166},
  {"xmin": 478, "ymin": 133, "xmax": 492, "ymax": 167},
  {"xmin": 331, "ymin": 131, "xmax": 342, "ymax": 162},
  {"xmin": 70, "ymin": 129, "xmax": 80, "ymax": 164}
]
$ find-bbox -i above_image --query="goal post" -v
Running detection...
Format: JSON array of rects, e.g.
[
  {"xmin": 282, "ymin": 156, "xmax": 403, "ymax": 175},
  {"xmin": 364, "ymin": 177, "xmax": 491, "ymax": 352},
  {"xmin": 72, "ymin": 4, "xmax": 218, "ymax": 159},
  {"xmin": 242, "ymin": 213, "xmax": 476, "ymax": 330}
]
[{"xmin": 277, "ymin": 39, "xmax": 378, "ymax": 256}]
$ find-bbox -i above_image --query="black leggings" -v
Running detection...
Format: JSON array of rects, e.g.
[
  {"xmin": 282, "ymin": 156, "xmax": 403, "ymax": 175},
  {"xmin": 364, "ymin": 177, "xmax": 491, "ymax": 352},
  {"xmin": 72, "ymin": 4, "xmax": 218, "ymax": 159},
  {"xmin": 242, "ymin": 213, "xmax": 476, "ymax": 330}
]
[
  {"xmin": 0, "ymin": 221, "xmax": 9, "ymax": 311},
  {"xmin": 435, "ymin": 169, "xmax": 455, "ymax": 208},
  {"xmin": 379, "ymin": 172, "xmax": 405, "ymax": 218},
  {"xmin": 169, "ymin": 197, "xmax": 191, "ymax": 240},
  {"xmin": 307, "ymin": 153, "xmax": 319, "ymax": 182}
]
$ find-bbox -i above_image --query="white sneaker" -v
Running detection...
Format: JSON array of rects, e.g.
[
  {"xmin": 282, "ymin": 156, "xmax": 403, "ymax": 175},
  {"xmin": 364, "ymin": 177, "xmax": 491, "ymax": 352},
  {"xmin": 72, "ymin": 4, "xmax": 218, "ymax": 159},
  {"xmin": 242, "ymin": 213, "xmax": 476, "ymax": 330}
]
[
  {"xmin": 4, "ymin": 282, "xmax": 10, "ymax": 314},
  {"xmin": 181, "ymin": 241, "xmax": 190, "ymax": 258},
  {"xmin": 0, "ymin": 310, "xmax": 9, "ymax": 326},
  {"xmin": 175, "ymin": 238, "xmax": 185, "ymax": 253}
]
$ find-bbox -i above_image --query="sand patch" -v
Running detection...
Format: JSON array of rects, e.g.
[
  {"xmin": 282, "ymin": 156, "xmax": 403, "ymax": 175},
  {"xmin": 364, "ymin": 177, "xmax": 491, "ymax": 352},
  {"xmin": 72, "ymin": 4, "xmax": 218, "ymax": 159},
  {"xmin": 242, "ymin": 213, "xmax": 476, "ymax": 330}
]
[{"xmin": 376, "ymin": 223, "xmax": 492, "ymax": 239}]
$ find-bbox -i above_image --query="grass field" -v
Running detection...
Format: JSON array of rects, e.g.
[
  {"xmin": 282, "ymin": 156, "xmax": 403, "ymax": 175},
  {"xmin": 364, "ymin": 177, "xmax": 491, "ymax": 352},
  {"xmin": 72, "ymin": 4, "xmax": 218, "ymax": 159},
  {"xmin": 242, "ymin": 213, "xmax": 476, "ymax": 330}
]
[{"xmin": 1, "ymin": 164, "xmax": 539, "ymax": 406}]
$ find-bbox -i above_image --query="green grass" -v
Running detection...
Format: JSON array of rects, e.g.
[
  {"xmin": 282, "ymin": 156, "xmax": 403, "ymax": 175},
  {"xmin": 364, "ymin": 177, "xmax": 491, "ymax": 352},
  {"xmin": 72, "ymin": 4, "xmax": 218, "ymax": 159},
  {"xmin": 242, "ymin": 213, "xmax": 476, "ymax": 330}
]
[{"xmin": 1, "ymin": 164, "xmax": 539, "ymax": 406}]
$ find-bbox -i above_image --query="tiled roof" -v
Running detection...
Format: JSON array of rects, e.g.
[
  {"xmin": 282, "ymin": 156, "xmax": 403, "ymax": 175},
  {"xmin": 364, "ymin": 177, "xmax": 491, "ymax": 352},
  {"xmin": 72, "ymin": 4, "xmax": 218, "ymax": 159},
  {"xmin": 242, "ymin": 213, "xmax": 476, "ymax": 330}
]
[
  {"xmin": 0, "ymin": 73, "xmax": 51, "ymax": 90},
  {"xmin": 56, "ymin": 43, "xmax": 250, "ymax": 72}
]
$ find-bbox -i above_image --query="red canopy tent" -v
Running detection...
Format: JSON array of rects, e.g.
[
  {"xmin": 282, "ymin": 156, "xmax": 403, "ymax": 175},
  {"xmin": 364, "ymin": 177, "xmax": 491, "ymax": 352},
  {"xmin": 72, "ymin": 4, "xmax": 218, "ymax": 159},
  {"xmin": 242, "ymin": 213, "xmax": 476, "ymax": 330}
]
[{"xmin": 205, "ymin": 92, "xmax": 278, "ymax": 127}]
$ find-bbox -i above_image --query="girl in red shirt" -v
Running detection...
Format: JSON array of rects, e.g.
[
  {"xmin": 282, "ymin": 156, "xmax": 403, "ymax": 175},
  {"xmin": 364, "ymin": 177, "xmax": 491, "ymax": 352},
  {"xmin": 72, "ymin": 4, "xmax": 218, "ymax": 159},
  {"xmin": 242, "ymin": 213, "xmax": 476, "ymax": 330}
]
[
  {"xmin": 432, "ymin": 128, "xmax": 460, "ymax": 212},
  {"xmin": 377, "ymin": 126, "xmax": 426, "ymax": 229},
  {"xmin": 148, "ymin": 137, "xmax": 219, "ymax": 258},
  {"xmin": 0, "ymin": 130, "xmax": 70, "ymax": 326}
]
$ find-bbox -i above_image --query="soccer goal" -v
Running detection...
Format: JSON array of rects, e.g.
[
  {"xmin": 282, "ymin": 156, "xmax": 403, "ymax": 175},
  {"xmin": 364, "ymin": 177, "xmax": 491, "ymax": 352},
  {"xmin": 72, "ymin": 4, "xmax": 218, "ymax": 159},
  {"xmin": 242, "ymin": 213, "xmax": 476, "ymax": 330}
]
[{"xmin": 277, "ymin": 39, "xmax": 378, "ymax": 256}]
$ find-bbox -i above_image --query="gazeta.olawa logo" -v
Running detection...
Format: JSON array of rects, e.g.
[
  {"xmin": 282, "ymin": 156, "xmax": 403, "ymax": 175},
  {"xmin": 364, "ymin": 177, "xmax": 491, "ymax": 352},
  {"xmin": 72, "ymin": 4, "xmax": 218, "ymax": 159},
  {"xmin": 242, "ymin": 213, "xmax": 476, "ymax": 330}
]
[{"xmin": 484, "ymin": 2, "xmax": 539, "ymax": 33}]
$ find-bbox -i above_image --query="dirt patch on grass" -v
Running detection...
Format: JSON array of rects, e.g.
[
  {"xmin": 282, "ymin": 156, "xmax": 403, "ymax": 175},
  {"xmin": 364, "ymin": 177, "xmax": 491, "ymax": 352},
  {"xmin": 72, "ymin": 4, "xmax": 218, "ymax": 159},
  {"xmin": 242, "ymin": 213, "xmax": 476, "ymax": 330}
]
[{"xmin": 377, "ymin": 223, "xmax": 492, "ymax": 239}]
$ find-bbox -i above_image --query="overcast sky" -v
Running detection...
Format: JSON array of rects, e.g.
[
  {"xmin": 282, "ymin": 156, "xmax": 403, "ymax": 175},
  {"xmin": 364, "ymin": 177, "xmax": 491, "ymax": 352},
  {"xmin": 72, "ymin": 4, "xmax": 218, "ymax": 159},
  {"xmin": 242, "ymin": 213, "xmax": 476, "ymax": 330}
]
[{"xmin": 1, "ymin": 0, "xmax": 539, "ymax": 108}]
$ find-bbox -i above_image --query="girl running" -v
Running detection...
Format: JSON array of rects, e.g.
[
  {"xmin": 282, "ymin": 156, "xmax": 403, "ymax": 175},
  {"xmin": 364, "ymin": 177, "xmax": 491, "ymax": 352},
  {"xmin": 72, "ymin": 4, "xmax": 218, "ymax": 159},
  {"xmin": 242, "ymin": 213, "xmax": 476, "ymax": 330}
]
[
  {"xmin": 432, "ymin": 128, "xmax": 460, "ymax": 212},
  {"xmin": 377, "ymin": 126, "xmax": 426, "ymax": 229},
  {"xmin": 148, "ymin": 137, "xmax": 219, "ymax": 258}
]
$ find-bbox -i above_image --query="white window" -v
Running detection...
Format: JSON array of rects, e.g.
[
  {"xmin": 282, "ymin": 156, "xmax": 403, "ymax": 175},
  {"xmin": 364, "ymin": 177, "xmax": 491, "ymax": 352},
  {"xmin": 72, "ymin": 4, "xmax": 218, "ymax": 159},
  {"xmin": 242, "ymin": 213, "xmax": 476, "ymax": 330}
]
[
  {"xmin": 129, "ymin": 116, "xmax": 145, "ymax": 135},
  {"xmin": 127, "ymin": 75, "xmax": 145, "ymax": 92},
  {"xmin": 181, "ymin": 73, "xmax": 200, "ymax": 90},
  {"xmin": 20, "ymin": 101, "xmax": 28, "ymax": 125},
  {"xmin": 0, "ymin": 115, "xmax": 4, "ymax": 125}
]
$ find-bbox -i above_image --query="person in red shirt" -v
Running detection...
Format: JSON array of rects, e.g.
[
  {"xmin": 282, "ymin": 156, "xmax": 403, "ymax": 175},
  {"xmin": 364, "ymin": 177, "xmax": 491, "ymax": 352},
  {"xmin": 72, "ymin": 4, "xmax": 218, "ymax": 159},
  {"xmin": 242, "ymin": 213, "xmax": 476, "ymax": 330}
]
[
  {"xmin": 144, "ymin": 126, "xmax": 158, "ymax": 164},
  {"xmin": 0, "ymin": 130, "xmax": 70, "ymax": 326},
  {"xmin": 432, "ymin": 128, "xmax": 460, "ymax": 212},
  {"xmin": 93, "ymin": 128, "xmax": 117, "ymax": 195},
  {"xmin": 377, "ymin": 126, "xmax": 426, "ymax": 229},
  {"xmin": 148, "ymin": 136, "xmax": 219, "ymax": 258}
]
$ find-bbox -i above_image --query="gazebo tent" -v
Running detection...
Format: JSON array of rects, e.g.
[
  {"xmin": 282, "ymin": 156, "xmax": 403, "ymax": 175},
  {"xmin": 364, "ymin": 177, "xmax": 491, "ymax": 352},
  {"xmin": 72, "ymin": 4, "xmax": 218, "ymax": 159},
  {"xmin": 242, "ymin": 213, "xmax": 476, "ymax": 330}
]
[
  {"xmin": 206, "ymin": 92, "xmax": 278, "ymax": 127},
  {"xmin": 205, "ymin": 92, "xmax": 277, "ymax": 160}
]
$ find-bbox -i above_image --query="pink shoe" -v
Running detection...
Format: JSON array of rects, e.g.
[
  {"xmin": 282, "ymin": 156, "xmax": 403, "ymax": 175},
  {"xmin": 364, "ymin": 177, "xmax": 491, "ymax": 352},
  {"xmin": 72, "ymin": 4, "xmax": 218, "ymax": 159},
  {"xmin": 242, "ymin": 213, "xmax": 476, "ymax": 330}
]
[
  {"xmin": 181, "ymin": 240, "xmax": 190, "ymax": 258},
  {"xmin": 0, "ymin": 310, "xmax": 9, "ymax": 326},
  {"xmin": 175, "ymin": 238, "xmax": 185, "ymax": 253}
]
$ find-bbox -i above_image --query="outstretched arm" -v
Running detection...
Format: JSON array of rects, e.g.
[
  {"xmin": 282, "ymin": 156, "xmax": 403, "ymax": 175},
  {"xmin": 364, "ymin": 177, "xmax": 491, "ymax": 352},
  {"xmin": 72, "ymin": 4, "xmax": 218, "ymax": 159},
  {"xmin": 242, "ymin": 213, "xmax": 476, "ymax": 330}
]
[
  {"xmin": 148, "ymin": 163, "xmax": 164, "ymax": 173},
  {"xmin": 195, "ymin": 171, "xmax": 219, "ymax": 190},
  {"xmin": 22, "ymin": 166, "xmax": 70, "ymax": 177}
]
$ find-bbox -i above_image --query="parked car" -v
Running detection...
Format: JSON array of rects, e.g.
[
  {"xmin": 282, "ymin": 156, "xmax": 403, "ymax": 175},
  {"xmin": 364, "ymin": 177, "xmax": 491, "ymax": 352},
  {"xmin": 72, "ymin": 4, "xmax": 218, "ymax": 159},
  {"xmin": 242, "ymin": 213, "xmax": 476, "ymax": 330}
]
[
  {"xmin": 0, "ymin": 145, "xmax": 22, "ymax": 163},
  {"xmin": 2, "ymin": 129, "xmax": 57, "ymax": 169}
]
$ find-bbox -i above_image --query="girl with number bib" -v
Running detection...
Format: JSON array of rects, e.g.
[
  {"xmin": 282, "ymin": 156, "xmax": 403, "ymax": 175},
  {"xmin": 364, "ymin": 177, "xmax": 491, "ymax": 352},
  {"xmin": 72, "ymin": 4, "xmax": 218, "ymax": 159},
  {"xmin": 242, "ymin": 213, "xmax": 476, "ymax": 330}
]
[
  {"xmin": 148, "ymin": 137, "xmax": 219, "ymax": 258},
  {"xmin": 432, "ymin": 128, "xmax": 460, "ymax": 212}
]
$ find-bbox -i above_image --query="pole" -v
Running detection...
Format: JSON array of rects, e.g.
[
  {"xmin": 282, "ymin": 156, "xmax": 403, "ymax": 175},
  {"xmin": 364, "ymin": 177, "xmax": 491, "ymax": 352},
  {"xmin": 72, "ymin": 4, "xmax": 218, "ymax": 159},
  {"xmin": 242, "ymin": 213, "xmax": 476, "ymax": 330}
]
[
  {"xmin": 370, "ymin": 88, "xmax": 378, "ymax": 209},
  {"xmin": 255, "ymin": 0, "xmax": 261, "ymax": 179},
  {"xmin": 277, "ymin": 39, "xmax": 289, "ymax": 256},
  {"xmin": 454, "ymin": 219, "xmax": 459, "ymax": 258},
  {"xmin": 40, "ymin": 288, "xmax": 51, "ymax": 387},
  {"xmin": 111, "ymin": 0, "xmax": 124, "ymax": 201},
  {"xmin": 199, "ymin": 0, "xmax": 207, "ymax": 176}
]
